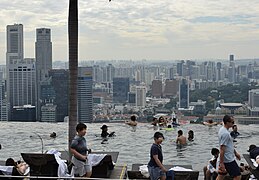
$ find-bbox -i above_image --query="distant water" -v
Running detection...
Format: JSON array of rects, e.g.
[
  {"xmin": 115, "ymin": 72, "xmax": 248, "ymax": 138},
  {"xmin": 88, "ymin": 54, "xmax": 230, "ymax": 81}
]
[{"xmin": 0, "ymin": 122, "xmax": 258, "ymax": 177}]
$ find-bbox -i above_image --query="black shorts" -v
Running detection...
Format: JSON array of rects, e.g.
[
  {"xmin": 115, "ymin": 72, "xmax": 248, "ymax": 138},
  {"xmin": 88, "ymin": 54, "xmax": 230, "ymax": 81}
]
[{"xmin": 224, "ymin": 161, "xmax": 241, "ymax": 177}]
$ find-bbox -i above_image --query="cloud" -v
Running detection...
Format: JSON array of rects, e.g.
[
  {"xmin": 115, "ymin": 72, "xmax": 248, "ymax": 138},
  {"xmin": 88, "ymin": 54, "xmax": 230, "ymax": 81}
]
[{"xmin": 0, "ymin": 0, "xmax": 259, "ymax": 63}]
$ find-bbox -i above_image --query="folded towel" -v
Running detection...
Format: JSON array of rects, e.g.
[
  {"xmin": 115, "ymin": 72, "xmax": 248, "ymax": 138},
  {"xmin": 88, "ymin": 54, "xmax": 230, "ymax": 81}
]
[{"xmin": 169, "ymin": 166, "xmax": 193, "ymax": 171}]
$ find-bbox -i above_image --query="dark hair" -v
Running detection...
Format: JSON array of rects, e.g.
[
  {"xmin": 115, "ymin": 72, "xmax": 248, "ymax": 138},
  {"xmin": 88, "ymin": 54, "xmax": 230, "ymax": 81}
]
[
  {"xmin": 5, "ymin": 158, "xmax": 16, "ymax": 166},
  {"xmin": 248, "ymin": 144, "xmax": 256, "ymax": 152},
  {"xmin": 232, "ymin": 125, "xmax": 237, "ymax": 129},
  {"xmin": 178, "ymin": 130, "xmax": 183, "ymax": 135},
  {"xmin": 131, "ymin": 115, "xmax": 136, "ymax": 121},
  {"xmin": 211, "ymin": 148, "xmax": 219, "ymax": 156},
  {"xmin": 223, "ymin": 115, "xmax": 232, "ymax": 124},
  {"xmin": 173, "ymin": 118, "xmax": 176, "ymax": 122},
  {"xmin": 154, "ymin": 132, "xmax": 164, "ymax": 139},
  {"xmin": 167, "ymin": 125, "xmax": 172, "ymax": 128},
  {"xmin": 76, "ymin": 123, "xmax": 87, "ymax": 132}
]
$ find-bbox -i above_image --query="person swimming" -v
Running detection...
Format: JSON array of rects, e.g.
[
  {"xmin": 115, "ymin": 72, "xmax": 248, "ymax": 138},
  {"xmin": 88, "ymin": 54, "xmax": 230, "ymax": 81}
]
[
  {"xmin": 100, "ymin": 124, "xmax": 115, "ymax": 138},
  {"xmin": 50, "ymin": 132, "xmax": 56, "ymax": 138},
  {"xmin": 188, "ymin": 130, "xmax": 194, "ymax": 141},
  {"xmin": 125, "ymin": 115, "xmax": 138, "ymax": 126},
  {"xmin": 176, "ymin": 130, "xmax": 187, "ymax": 145},
  {"xmin": 172, "ymin": 118, "xmax": 180, "ymax": 127}
]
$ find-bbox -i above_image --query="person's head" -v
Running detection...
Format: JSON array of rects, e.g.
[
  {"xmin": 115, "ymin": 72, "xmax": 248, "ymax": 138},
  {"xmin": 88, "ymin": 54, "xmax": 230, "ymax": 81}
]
[
  {"xmin": 154, "ymin": 132, "xmax": 164, "ymax": 144},
  {"xmin": 248, "ymin": 144, "xmax": 257, "ymax": 152},
  {"xmin": 131, "ymin": 115, "xmax": 136, "ymax": 121},
  {"xmin": 178, "ymin": 130, "xmax": 183, "ymax": 136},
  {"xmin": 159, "ymin": 116, "xmax": 164, "ymax": 122},
  {"xmin": 188, "ymin": 130, "xmax": 194, "ymax": 137},
  {"xmin": 232, "ymin": 124, "xmax": 238, "ymax": 131},
  {"xmin": 167, "ymin": 125, "xmax": 172, "ymax": 128},
  {"xmin": 173, "ymin": 118, "xmax": 176, "ymax": 122},
  {"xmin": 211, "ymin": 148, "xmax": 219, "ymax": 158},
  {"xmin": 100, "ymin": 124, "xmax": 108, "ymax": 131},
  {"xmin": 76, "ymin": 123, "xmax": 87, "ymax": 136},
  {"xmin": 223, "ymin": 115, "xmax": 234, "ymax": 128},
  {"xmin": 5, "ymin": 158, "xmax": 16, "ymax": 166}
]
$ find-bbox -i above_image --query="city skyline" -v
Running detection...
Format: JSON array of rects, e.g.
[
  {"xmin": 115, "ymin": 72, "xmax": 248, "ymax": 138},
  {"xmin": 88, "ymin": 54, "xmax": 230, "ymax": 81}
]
[{"xmin": 1, "ymin": 0, "xmax": 259, "ymax": 63}]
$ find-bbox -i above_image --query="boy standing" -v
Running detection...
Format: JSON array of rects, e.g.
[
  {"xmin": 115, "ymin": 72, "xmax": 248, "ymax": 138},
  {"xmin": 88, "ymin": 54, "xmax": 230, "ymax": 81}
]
[
  {"xmin": 70, "ymin": 123, "xmax": 92, "ymax": 177},
  {"xmin": 148, "ymin": 132, "xmax": 167, "ymax": 180}
]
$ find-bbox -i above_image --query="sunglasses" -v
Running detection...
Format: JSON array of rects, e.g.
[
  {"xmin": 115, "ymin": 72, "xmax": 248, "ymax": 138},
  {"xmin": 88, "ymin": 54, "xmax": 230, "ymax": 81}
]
[{"xmin": 228, "ymin": 121, "xmax": 235, "ymax": 124}]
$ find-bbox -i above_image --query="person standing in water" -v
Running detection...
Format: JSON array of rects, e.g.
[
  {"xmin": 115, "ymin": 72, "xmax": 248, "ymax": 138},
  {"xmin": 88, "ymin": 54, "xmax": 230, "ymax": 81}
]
[{"xmin": 125, "ymin": 115, "xmax": 138, "ymax": 126}]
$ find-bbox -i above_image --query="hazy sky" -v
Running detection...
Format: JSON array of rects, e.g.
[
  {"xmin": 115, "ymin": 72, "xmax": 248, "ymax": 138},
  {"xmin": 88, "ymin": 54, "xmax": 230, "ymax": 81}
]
[{"xmin": 1, "ymin": 0, "xmax": 259, "ymax": 63}]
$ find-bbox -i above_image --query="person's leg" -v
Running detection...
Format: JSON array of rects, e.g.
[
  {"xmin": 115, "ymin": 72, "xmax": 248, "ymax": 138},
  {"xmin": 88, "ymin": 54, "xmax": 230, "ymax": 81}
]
[
  {"xmin": 216, "ymin": 174, "xmax": 225, "ymax": 180},
  {"xmin": 203, "ymin": 166, "xmax": 207, "ymax": 180},
  {"xmin": 232, "ymin": 176, "xmax": 241, "ymax": 180},
  {"xmin": 205, "ymin": 170, "xmax": 211, "ymax": 180},
  {"xmin": 224, "ymin": 161, "xmax": 241, "ymax": 180}
]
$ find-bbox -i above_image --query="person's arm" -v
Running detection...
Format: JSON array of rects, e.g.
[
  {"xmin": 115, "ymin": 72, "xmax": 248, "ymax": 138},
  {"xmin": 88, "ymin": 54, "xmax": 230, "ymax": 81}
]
[
  {"xmin": 176, "ymin": 137, "xmax": 179, "ymax": 144},
  {"xmin": 234, "ymin": 149, "xmax": 241, "ymax": 160},
  {"xmin": 153, "ymin": 155, "xmax": 167, "ymax": 172},
  {"xmin": 219, "ymin": 145, "xmax": 226, "ymax": 170},
  {"xmin": 70, "ymin": 148, "xmax": 87, "ymax": 160}
]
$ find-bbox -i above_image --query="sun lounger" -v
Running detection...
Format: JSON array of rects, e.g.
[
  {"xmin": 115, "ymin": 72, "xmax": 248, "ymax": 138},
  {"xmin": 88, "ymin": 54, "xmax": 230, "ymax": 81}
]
[
  {"xmin": 127, "ymin": 163, "xmax": 199, "ymax": 180},
  {"xmin": 243, "ymin": 154, "xmax": 259, "ymax": 179}
]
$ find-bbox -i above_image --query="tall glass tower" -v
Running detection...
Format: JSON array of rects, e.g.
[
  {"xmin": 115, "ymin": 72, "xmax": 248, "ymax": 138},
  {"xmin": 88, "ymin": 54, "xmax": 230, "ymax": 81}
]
[{"xmin": 35, "ymin": 28, "xmax": 52, "ymax": 121}]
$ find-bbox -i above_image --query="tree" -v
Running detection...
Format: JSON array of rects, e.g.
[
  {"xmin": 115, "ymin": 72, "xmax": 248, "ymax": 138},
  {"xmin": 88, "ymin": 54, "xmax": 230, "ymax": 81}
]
[{"xmin": 68, "ymin": 0, "xmax": 78, "ymax": 153}]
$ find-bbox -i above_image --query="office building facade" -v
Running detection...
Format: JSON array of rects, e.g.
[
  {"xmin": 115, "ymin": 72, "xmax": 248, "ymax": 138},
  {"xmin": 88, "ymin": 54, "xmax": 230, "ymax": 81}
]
[{"xmin": 78, "ymin": 67, "xmax": 93, "ymax": 123}]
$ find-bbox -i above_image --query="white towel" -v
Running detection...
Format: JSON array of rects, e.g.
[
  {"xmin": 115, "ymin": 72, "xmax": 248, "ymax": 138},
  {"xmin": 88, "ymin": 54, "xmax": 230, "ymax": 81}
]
[
  {"xmin": 251, "ymin": 159, "xmax": 258, "ymax": 168},
  {"xmin": 169, "ymin": 166, "xmax": 193, "ymax": 171},
  {"xmin": 139, "ymin": 165, "xmax": 150, "ymax": 178},
  {"xmin": 0, "ymin": 166, "xmax": 13, "ymax": 175},
  {"xmin": 47, "ymin": 149, "xmax": 74, "ymax": 177},
  {"xmin": 88, "ymin": 154, "xmax": 107, "ymax": 167}
]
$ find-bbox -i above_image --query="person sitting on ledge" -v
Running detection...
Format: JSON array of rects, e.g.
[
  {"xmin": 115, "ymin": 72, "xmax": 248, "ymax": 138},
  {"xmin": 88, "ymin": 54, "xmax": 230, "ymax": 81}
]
[
  {"xmin": 203, "ymin": 148, "xmax": 219, "ymax": 180},
  {"xmin": 100, "ymin": 124, "xmax": 115, "ymax": 138},
  {"xmin": 230, "ymin": 125, "xmax": 240, "ymax": 139}
]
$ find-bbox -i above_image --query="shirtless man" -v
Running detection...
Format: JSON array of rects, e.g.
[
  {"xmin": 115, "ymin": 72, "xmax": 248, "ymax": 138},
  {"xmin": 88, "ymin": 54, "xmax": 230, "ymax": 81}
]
[{"xmin": 176, "ymin": 130, "xmax": 187, "ymax": 145}]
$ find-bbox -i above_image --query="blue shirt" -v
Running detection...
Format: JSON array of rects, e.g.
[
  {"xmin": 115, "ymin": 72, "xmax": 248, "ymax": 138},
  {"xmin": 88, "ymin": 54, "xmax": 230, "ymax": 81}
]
[
  {"xmin": 70, "ymin": 135, "xmax": 87, "ymax": 156},
  {"xmin": 148, "ymin": 143, "xmax": 163, "ymax": 167},
  {"xmin": 218, "ymin": 126, "xmax": 235, "ymax": 163}
]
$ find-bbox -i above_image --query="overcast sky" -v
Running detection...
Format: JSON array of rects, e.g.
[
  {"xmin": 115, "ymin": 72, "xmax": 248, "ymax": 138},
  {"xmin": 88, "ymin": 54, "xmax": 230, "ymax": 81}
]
[{"xmin": 1, "ymin": 0, "xmax": 259, "ymax": 63}]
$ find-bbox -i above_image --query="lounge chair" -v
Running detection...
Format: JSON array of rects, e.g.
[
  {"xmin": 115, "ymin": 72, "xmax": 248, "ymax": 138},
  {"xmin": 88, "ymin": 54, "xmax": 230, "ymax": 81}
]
[{"xmin": 127, "ymin": 163, "xmax": 199, "ymax": 180}]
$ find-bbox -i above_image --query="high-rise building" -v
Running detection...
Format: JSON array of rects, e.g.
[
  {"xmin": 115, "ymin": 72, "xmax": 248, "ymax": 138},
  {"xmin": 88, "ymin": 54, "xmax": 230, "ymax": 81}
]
[
  {"xmin": 8, "ymin": 58, "xmax": 36, "ymax": 120},
  {"xmin": 151, "ymin": 80, "xmax": 162, "ymax": 98},
  {"xmin": 35, "ymin": 28, "xmax": 52, "ymax": 121},
  {"xmin": 228, "ymin": 54, "xmax": 236, "ymax": 83},
  {"xmin": 113, "ymin": 77, "xmax": 130, "ymax": 103},
  {"xmin": 78, "ymin": 67, "xmax": 93, "ymax": 123},
  {"xmin": 48, "ymin": 69, "xmax": 69, "ymax": 122},
  {"xmin": 179, "ymin": 78, "xmax": 189, "ymax": 109},
  {"xmin": 163, "ymin": 79, "xmax": 179, "ymax": 97},
  {"xmin": 6, "ymin": 24, "xmax": 24, "ymax": 119},
  {"xmin": 136, "ymin": 86, "xmax": 146, "ymax": 107},
  {"xmin": 248, "ymin": 89, "xmax": 259, "ymax": 108}
]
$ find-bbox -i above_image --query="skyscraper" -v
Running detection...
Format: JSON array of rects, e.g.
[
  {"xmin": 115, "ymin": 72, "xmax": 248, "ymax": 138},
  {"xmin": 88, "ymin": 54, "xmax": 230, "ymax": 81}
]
[
  {"xmin": 151, "ymin": 80, "xmax": 162, "ymax": 98},
  {"xmin": 48, "ymin": 69, "xmax": 69, "ymax": 122},
  {"xmin": 78, "ymin": 67, "xmax": 93, "ymax": 123},
  {"xmin": 136, "ymin": 86, "xmax": 146, "ymax": 107},
  {"xmin": 35, "ymin": 28, "xmax": 52, "ymax": 121},
  {"xmin": 6, "ymin": 24, "xmax": 24, "ymax": 119},
  {"xmin": 113, "ymin": 77, "xmax": 130, "ymax": 103},
  {"xmin": 179, "ymin": 78, "xmax": 189, "ymax": 109}
]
